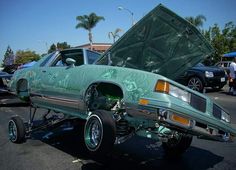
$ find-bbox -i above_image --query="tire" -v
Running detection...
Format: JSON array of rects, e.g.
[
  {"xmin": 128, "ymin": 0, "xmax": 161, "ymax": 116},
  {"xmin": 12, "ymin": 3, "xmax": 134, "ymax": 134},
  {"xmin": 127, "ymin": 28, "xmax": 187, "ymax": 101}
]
[
  {"xmin": 162, "ymin": 132, "xmax": 192, "ymax": 157},
  {"xmin": 17, "ymin": 79, "xmax": 30, "ymax": 102},
  {"xmin": 188, "ymin": 77, "xmax": 204, "ymax": 92},
  {"xmin": 8, "ymin": 116, "xmax": 26, "ymax": 143},
  {"xmin": 84, "ymin": 110, "xmax": 116, "ymax": 156}
]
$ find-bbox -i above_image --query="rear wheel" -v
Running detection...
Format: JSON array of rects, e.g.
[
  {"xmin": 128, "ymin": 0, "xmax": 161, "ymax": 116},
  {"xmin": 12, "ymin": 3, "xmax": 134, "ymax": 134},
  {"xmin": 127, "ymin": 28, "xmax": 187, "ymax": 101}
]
[
  {"xmin": 188, "ymin": 77, "xmax": 203, "ymax": 92},
  {"xmin": 8, "ymin": 116, "xmax": 26, "ymax": 143},
  {"xmin": 17, "ymin": 79, "xmax": 30, "ymax": 102},
  {"xmin": 162, "ymin": 132, "xmax": 192, "ymax": 157},
  {"xmin": 84, "ymin": 110, "xmax": 116, "ymax": 156}
]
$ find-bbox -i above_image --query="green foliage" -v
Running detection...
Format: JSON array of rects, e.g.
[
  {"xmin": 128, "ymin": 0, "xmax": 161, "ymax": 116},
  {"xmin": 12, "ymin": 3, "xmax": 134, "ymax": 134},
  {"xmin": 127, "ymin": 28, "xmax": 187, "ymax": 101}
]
[
  {"xmin": 108, "ymin": 28, "xmax": 123, "ymax": 43},
  {"xmin": 203, "ymin": 22, "xmax": 236, "ymax": 64},
  {"xmin": 48, "ymin": 42, "xmax": 71, "ymax": 53},
  {"xmin": 15, "ymin": 50, "xmax": 40, "ymax": 64},
  {"xmin": 76, "ymin": 13, "xmax": 105, "ymax": 47},
  {"xmin": 185, "ymin": 15, "xmax": 206, "ymax": 31},
  {"xmin": 48, "ymin": 44, "xmax": 57, "ymax": 53},
  {"xmin": 3, "ymin": 46, "xmax": 15, "ymax": 66},
  {"xmin": 56, "ymin": 42, "xmax": 71, "ymax": 50}
]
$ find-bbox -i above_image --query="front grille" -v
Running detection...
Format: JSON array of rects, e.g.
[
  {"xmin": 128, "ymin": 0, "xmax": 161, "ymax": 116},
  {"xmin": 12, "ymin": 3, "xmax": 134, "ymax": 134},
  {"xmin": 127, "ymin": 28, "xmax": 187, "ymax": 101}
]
[
  {"xmin": 190, "ymin": 93, "xmax": 206, "ymax": 112},
  {"xmin": 213, "ymin": 70, "xmax": 225, "ymax": 77},
  {"xmin": 213, "ymin": 104, "xmax": 221, "ymax": 119}
]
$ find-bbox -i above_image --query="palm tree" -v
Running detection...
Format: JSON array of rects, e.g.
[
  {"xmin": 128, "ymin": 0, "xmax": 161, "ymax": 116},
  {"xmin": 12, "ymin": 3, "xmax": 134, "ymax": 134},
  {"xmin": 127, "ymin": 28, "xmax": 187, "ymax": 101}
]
[
  {"xmin": 185, "ymin": 15, "xmax": 206, "ymax": 30},
  {"xmin": 76, "ymin": 13, "xmax": 105, "ymax": 49},
  {"xmin": 108, "ymin": 28, "xmax": 123, "ymax": 43}
]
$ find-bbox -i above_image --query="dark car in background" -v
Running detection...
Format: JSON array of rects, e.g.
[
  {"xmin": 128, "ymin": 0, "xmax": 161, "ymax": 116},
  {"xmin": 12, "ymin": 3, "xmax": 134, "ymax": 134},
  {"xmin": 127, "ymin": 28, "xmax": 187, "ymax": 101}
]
[
  {"xmin": 0, "ymin": 71, "xmax": 12, "ymax": 91},
  {"xmin": 176, "ymin": 63, "xmax": 227, "ymax": 92},
  {"xmin": 0, "ymin": 62, "xmax": 37, "ymax": 92},
  {"xmin": 0, "ymin": 64, "xmax": 19, "ymax": 92}
]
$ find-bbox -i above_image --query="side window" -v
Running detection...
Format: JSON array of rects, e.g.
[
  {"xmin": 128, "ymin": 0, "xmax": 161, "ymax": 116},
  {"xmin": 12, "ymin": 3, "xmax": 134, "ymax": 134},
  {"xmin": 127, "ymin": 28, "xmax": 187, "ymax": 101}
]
[
  {"xmin": 87, "ymin": 50, "xmax": 101, "ymax": 64},
  {"xmin": 50, "ymin": 54, "xmax": 66, "ymax": 67},
  {"xmin": 61, "ymin": 49, "xmax": 84, "ymax": 66}
]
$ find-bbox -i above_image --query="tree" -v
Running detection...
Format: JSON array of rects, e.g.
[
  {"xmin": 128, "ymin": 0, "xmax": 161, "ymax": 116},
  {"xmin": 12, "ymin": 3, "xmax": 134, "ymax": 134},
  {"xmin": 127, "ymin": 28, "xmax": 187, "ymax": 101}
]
[
  {"xmin": 3, "ymin": 46, "xmax": 15, "ymax": 66},
  {"xmin": 108, "ymin": 28, "xmax": 123, "ymax": 43},
  {"xmin": 48, "ymin": 44, "xmax": 57, "ymax": 53},
  {"xmin": 15, "ymin": 50, "xmax": 40, "ymax": 64},
  {"xmin": 48, "ymin": 42, "xmax": 70, "ymax": 53},
  {"xmin": 56, "ymin": 42, "xmax": 70, "ymax": 50},
  {"xmin": 185, "ymin": 15, "xmax": 206, "ymax": 31},
  {"xmin": 76, "ymin": 13, "xmax": 105, "ymax": 49},
  {"xmin": 203, "ymin": 22, "xmax": 236, "ymax": 64}
]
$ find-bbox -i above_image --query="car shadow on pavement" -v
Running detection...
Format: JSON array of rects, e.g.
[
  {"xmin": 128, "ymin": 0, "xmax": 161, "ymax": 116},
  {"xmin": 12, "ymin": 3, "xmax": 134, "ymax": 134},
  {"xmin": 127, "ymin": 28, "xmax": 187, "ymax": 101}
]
[
  {"xmin": 30, "ymin": 127, "xmax": 224, "ymax": 170},
  {"xmin": 0, "ymin": 92, "xmax": 29, "ymax": 107},
  {"xmin": 0, "ymin": 102, "xmax": 29, "ymax": 107}
]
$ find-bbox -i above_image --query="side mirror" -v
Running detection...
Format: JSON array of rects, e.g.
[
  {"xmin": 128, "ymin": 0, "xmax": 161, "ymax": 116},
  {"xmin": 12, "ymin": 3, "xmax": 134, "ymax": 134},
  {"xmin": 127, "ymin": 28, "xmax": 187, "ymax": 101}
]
[{"xmin": 66, "ymin": 58, "xmax": 76, "ymax": 67}]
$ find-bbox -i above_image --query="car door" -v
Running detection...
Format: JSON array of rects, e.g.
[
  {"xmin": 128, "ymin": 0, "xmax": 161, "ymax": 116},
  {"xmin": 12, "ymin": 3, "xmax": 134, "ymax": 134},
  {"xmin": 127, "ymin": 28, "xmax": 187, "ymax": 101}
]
[{"xmin": 39, "ymin": 49, "xmax": 86, "ymax": 112}]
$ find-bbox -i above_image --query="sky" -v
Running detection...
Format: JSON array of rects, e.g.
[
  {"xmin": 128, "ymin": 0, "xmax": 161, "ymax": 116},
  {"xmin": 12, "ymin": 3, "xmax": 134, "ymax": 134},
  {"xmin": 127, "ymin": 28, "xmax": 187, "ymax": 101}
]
[{"xmin": 1, "ymin": 0, "xmax": 236, "ymax": 63}]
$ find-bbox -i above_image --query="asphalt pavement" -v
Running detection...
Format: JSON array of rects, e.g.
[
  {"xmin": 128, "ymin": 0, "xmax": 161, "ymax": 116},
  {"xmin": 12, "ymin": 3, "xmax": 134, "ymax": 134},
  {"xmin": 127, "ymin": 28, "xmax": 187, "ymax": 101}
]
[{"xmin": 0, "ymin": 87, "xmax": 236, "ymax": 170}]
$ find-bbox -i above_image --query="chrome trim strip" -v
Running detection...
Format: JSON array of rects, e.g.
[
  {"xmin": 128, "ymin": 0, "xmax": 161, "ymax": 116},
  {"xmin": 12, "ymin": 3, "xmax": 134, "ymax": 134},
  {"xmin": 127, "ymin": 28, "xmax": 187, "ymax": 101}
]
[{"xmin": 30, "ymin": 93, "xmax": 80, "ymax": 109}]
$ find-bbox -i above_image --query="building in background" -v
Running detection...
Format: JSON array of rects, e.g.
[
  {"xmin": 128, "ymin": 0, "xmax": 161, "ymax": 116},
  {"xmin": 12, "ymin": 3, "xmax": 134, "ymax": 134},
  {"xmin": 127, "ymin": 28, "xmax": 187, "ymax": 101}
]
[{"xmin": 77, "ymin": 43, "xmax": 112, "ymax": 53}]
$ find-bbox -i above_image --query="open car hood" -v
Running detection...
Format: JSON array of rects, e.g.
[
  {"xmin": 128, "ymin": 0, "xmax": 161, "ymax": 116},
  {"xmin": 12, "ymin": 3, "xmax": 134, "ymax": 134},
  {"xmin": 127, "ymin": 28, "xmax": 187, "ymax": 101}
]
[{"xmin": 96, "ymin": 4, "xmax": 214, "ymax": 80}]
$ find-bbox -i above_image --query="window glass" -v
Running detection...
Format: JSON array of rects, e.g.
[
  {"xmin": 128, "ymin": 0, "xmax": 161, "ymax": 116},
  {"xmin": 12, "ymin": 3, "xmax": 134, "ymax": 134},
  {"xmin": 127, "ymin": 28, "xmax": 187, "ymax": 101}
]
[
  {"xmin": 50, "ymin": 54, "xmax": 66, "ymax": 67},
  {"xmin": 61, "ymin": 49, "xmax": 84, "ymax": 66},
  {"xmin": 40, "ymin": 53, "xmax": 54, "ymax": 67},
  {"xmin": 86, "ymin": 50, "xmax": 101, "ymax": 64}
]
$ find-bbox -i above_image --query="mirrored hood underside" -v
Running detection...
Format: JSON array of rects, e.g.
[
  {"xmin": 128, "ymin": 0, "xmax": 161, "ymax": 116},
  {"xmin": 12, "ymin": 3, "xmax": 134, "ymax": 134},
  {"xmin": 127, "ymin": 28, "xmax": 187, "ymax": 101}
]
[{"xmin": 96, "ymin": 4, "xmax": 214, "ymax": 80}]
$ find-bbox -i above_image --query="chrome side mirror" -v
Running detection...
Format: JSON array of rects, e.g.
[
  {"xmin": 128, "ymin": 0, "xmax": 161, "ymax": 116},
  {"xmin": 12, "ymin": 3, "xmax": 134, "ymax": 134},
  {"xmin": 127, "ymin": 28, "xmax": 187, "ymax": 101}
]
[{"xmin": 66, "ymin": 58, "xmax": 76, "ymax": 67}]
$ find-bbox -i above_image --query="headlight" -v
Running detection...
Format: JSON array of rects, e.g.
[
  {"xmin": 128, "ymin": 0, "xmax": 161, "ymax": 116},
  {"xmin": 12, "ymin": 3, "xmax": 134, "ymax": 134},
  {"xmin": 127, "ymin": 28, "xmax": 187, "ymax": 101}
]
[
  {"xmin": 205, "ymin": 71, "xmax": 214, "ymax": 77},
  {"xmin": 213, "ymin": 104, "xmax": 230, "ymax": 123},
  {"xmin": 221, "ymin": 110, "xmax": 230, "ymax": 123},
  {"xmin": 155, "ymin": 80, "xmax": 191, "ymax": 103}
]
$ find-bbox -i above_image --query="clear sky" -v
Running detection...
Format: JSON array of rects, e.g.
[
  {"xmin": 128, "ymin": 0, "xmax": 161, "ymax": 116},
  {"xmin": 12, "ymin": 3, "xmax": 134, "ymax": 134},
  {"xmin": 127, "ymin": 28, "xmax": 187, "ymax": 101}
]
[{"xmin": 1, "ymin": 0, "xmax": 236, "ymax": 63}]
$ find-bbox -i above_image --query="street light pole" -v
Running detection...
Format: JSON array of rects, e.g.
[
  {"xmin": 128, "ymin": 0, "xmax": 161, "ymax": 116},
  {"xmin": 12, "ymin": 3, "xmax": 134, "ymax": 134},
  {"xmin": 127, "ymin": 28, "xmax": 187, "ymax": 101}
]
[{"xmin": 118, "ymin": 6, "xmax": 135, "ymax": 26}]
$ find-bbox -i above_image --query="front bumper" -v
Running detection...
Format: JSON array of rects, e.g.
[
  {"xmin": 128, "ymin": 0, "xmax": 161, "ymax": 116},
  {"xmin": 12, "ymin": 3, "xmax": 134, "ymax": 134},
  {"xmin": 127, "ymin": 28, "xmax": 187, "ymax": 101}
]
[
  {"xmin": 204, "ymin": 76, "xmax": 227, "ymax": 88},
  {"xmin": 126, "ymin": 96, "xmax": 236, "ymax": 142}
]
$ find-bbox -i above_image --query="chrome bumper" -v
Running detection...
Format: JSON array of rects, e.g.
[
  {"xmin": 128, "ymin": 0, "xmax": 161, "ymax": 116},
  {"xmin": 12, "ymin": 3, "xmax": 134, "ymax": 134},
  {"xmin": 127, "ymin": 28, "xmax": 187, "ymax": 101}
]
[{"xmin": 126, "ymin": 102, "xmax": 235, "ymax": 142}]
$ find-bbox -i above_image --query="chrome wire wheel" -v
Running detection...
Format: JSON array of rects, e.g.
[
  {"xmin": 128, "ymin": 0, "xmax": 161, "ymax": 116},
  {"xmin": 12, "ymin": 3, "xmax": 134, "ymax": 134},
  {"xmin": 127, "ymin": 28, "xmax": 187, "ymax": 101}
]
[
  {"xmin": 188, "ymin": 77, "xmax": 203, "ymax": 92},
  {"xmin": 84, "ymin": 110, "xmax": 116, "ymax": 156},
  {"xmin": 8, "ymin": 120, "xmax": 17, "ymax": 142},
  {"xmin": 85, "ymin": 114, "xmax": 103, "ymax": 151},
  {"xmin": 8, "ymin": 116, "xmax": 26, "ymax": 143}
]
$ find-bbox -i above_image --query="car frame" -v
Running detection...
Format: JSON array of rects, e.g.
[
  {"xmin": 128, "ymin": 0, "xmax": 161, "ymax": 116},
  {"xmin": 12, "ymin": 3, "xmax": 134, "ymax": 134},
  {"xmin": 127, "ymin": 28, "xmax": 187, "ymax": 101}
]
[{"xmin": 8, "ymin": 4, "xmax": 236, "ymax": 158}]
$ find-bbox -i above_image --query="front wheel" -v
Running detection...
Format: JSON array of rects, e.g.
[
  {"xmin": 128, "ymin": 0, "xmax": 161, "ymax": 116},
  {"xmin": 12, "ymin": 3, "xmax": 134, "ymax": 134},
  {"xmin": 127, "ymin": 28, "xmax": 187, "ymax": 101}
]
[
  {"xmin": 188, "ymin": 77, "xmax": 204, "ymax": 92},
  {"xmin": 162, "ymin": 132, "xmax": 192, "ymax": 157},
  {"xmin": 84, "ymin": 110, "xmax": 116, "ymax": 156},
  {"xmin": 8, "ymin": 116, "xmax": 26, "ymax": 143}
]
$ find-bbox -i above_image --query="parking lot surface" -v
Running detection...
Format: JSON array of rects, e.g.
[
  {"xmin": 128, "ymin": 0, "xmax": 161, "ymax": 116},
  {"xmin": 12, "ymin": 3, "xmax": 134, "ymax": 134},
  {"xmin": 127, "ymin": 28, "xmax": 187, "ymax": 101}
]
[{"xmin": 0, "ymin": 87, "xmax": 236, "ymax": 170}]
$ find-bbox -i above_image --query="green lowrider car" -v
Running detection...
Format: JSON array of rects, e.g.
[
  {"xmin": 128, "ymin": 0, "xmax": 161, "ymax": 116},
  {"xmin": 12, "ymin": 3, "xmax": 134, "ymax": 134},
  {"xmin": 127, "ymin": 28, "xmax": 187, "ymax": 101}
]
[{"xmin": 8, "ymin": 4, "xmax": 236, "ymax": 157}]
